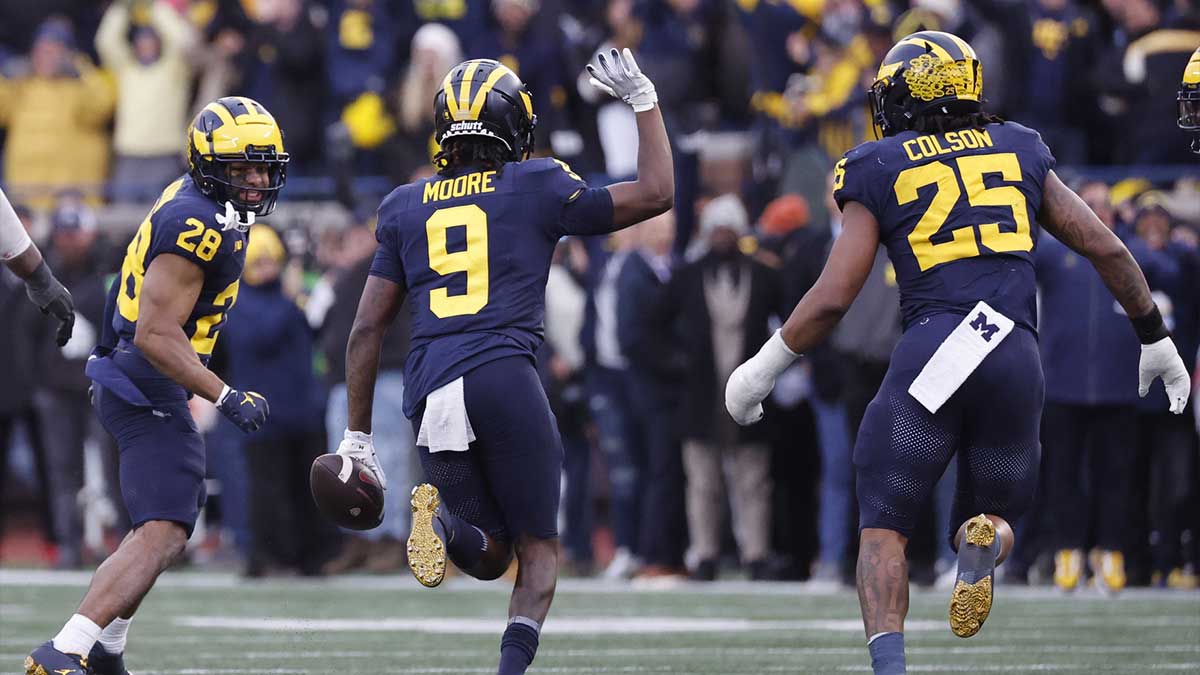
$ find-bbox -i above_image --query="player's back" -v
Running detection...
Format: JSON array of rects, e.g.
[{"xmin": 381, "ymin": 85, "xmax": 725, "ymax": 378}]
[
  {"xmin": 89, "ymin": 175, "xmax": 246, "ymax": 406},
  {"xmin": 371, "ymin": 157, "xmax": 610, "ymax": 417},
  {"xmin": 833, "ymin": 121, "xmax": 1056, "ymax": 333}
]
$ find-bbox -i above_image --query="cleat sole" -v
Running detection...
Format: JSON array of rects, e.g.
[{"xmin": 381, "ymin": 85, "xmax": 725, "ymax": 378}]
[
  {"xmin": 407, "ymin": 484, "xmax": 447, "ymax": 588},
  {"xmin": 964, "ymin": 514, "xmax": 995, "ymax": 548},
  {"xmin": 25, "ymin": 656, "xmax": 47, "ymax": 675},
  {"xmin": 949, "ymin": 515, "xmax": 996, "ymax": 638},
  {"xmin": 949, "ymin": 576, "xmax": 993, "ymax": 637}
]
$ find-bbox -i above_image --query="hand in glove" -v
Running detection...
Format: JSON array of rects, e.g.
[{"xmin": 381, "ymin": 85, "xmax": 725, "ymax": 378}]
[
  {"xmin": 337, "ymin": 429, "xmax": 387, "ymax": 490},
  {"xmin": 586, "ymin": 47, "xmax": 658, "ymax": 113}
]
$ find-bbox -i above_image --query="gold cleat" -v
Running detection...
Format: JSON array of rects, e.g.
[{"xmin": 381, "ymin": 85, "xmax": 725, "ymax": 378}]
[
  {"xmin": 407, "ymin": 483, "xmax": 447, "ymax": 588},
  {"xmin": 1054, "ymin": 549, "xmax": 1083, "ymax": 592},
  {"xmin": 949, "ymin": 514, "xmax": 996, "ymax": 638},
  {"xmin": 1091, "ymin": 549, "xmax": 1126, "ymax": 595}
]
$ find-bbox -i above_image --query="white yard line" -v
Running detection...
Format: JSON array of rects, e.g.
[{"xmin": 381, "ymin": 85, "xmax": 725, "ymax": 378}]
[
  {"xmin": 2, "ymin": 568, "xmax": 1198, "ymax": 601},
  {"xmin": 173, "ymin": 615, "xmax": 948, "ymax": 634}
]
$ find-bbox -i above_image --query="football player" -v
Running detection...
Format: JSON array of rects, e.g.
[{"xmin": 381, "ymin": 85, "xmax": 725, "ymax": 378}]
[
  {"xmin": 725, "ymin": 32, "xmax": 1191, "ymax": 675},
  {"xmin": 339, "ymin": 51, "xmax": 671, "ymax": 675},
  {"xmin": 25, "ymin": 97, "xmax": 288, "ymax": 675},
  {"xmin": 1178, "ymin": 46, "xmax": 1200, "ymax": 153},
  {"xmin": 1, "ymin": 186, "xmax": 75, "ymax": 345}
]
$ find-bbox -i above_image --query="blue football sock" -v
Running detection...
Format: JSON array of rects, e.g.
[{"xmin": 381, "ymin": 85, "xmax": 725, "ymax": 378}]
[
  {"xmin": 497, "ymin": 618, "xmax": 540, "ymax": 675},
  {"xmin": 435, "ymin": 512, "xmax": 487, "ymax": 570},
  {"xmin": 868, "ymin": 632, "xmax": 905, "ymax": 675}
]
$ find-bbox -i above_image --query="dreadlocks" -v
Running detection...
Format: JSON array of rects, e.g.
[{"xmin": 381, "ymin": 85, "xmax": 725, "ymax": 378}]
[
  {"xmin": 912, "ymin": 110, "xmax": 1006, "ymax": 135},
  {"xmin": 434, "ymin": 137, "xmax": 511, "ymax": 176}
]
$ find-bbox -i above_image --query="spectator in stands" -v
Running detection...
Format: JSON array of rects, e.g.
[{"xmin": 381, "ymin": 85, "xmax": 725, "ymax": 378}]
[
  {"xmin": 241, "ymin": 0, "xmax": 324, "ymax": 170},
  {"xmin": 982, "ymin": 0, "xmax": 1099, "ymax": 164},
  {"xmin": 395, "ymin": 23, "xmax": 461, "ymax": 183},
  {"xmin": 96, "ymin": 0, "xmax": 197, "ymax": 201},
  {"xmin": 0, "ymin": 17, "xmax": 114, "ymax": 207},
  {"xmin": 1128, "ymin": 202, "xmax": 1198, "ymax": 587},
  {"xmin": 470, "ymin": 0, "xmax": 570, "ymax": 145},
  {"xmin": 755, "ymin": 193, "xmax": 823, "ymax": 581},
  {"xmin": 544, "ymin": 238, "xmax": 593, "ymax": 574},
  {"xmin": 0, "ymin": 202, "xmax": 56, "ymax": 559},
  {"xmin": 397, "ymin": 0, "xmax": 490, "ymax": 51},
  {"xmin": 318, "ymin": 220, "xmax": 414, "ymax": 574},
  {"xmin": 30, "ymin": 197, "xmax": 110, "ymax": 569},
  {"xmin": 324, "ymin": 0, "xmax": 398, "ymax": 203},
  {"xmin": 1034, "ymin": 180, "xmax": 1149, "ymax": 594},
  {"xmin": 620, "ymin": 211, "xmax": 687, "ymax": 577},
  {"xmin": 1104, "ymin": 0, "xmax": 1200, "ymax": 164},
  {"xmin": 220, "ymin": 225, "xmax": 334, "ymax": 577},
  {"xmin": 191, "ymin": 0, "xmax": 252, "ymax": 110},
  {"xmin": 664, "ymin": 194, "xmax": 783, "ymax": 580},
  {"xmin": 585, "ymin": 225, "xmax": 643, "ymax": 579}
]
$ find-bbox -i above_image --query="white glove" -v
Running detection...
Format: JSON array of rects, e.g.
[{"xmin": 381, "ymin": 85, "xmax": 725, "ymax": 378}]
[
  {"xmin": 586, "ymin": 47, "xmax": 658, "ymax": 113},
  {"xmin": 1138, "ymin": 337, "xmax": 1191, "ymax": 415},
  {"xmin": 725, "ymin": 330, "xmax": 800, "ymax": 426},
  {"xmin": 337, "ymin": 429, "xmax": 387, "ymax": 489}
]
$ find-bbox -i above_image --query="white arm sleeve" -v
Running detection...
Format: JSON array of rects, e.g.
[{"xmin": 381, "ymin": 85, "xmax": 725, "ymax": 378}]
[{"xmin": 0, "ymin": 187, "xmax": 33, "ymax": 262}]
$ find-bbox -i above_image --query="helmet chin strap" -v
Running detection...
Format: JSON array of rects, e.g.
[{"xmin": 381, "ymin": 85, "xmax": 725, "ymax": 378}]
[{"xmin": 216, "ymin": 200, "xmax": 256, "ymax": 232}]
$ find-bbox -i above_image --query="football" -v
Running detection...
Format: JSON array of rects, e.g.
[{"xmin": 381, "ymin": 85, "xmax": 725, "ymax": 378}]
[{"xmin": 309, "ymin": 454, "xmax": 385, "ymax": 531}]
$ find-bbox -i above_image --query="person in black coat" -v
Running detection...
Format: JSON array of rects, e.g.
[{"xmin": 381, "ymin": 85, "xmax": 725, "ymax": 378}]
[
  {"xmin": 219, "ymin": 225, "xmax": 334, "ymax": 577},
  {"xmin": 31, "ymin": 199, "xmax": 122, "ymax": 567},
  {"xmin": 660, "ymin": 194, "xmax": 785, "ymax": 580},
  {"xmin": 617, "ymin": 211, "xmax": 688, "ymax": 575}
]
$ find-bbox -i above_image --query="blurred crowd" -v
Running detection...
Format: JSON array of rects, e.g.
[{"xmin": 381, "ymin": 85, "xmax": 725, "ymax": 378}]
[
  {"xmin": 0, "ymin": 0, "xmax": 1198, "ymax": 590},
  {"xmin": 0, "ymin": 0, "xmax": 1197, "ymax": 211}
]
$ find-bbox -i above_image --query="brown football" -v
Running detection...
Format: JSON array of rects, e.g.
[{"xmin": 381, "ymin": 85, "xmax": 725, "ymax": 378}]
[{"xmin": 310, "ymin": 454, "xmax": 385, "ymax": 531}]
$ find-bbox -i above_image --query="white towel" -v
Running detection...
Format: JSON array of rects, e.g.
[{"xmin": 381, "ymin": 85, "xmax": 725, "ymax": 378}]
[
  {"xmin": 908, "ymin": 301, "xmax": 1015, "ymax": 414},
  {"xmin": 416, "ymin": 377, "xmax": 476, "ymax": 453}
]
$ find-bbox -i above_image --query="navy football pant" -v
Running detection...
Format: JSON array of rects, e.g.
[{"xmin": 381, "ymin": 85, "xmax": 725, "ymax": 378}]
[
  {"xmin": 854, "ymin": 313, "xmax": 1043, "ymax": 546},
  {"xmin": 412, "ymin": 356, "xmax": 563, "ymax": 542},
  {"xmin": 93, "ymin": 384, "xmax": 206, "ymax": 537}
]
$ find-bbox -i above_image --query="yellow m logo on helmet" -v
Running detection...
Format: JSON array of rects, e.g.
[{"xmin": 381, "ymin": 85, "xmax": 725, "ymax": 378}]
[{"xmin": 441, "ymin": 60, "xmax": 532, "ymax": 122}]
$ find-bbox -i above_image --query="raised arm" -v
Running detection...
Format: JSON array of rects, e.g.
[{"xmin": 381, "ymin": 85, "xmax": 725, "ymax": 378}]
[
  {"xmin": 725, "ymin": 202, "xmax": 880, "ymax": 425},
  {"xmin": 586, "ymin": 49, "xmax": 675, "ymax": 229},
  {"xmin": 1039, "ymin": 170, "xmax": 1190, "ymax": 413},
  {"xmin": 95, "ymin": 2, "xmax": 133, "ymax": 68}
]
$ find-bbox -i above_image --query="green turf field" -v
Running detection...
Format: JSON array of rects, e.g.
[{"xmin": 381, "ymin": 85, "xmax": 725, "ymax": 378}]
[{"xmin": 2, "ymin": 569, "xmax": 1197, "ymax": 674}]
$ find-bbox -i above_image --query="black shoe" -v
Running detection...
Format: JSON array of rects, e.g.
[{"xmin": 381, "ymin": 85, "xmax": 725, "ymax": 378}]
[
  {"xmin": 747, "ymin": 559, "xmax": 780, "ymax": 581},
  {"xmin": 25, "ymin": 641, "xmax": 90, "ymax": 675},
  {"xmin": 690, "ymin": 559, "xmax": 717, "ymax": 582},
  {"xmin": 87, "ymin": 644, "xmax": 130, "ymax": 675}
]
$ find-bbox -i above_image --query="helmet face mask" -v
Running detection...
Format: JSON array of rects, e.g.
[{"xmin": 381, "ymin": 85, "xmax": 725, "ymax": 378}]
[
  {"xmin": 188, "ymin": 97, "xmax": 290, "ymax": 216},
  {"xmin": 1178, "ymin": 48, "xmax": 1200, "ymax": 154},
  {"xmin": 434, "ymin": 59, "xmax": 538, "ymax": 164},
  {"xmin": 868, "ymin": 31, "xmax": 983, "ymax": 138}
]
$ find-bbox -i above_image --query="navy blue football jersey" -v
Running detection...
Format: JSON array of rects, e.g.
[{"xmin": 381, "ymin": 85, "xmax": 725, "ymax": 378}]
[
  {"xmin": 89, "ymin": 175, "xmax": 246, "ymax": 405},
  {"xmin": 833, "ymin": 121, "xmax": 1055, "ymax": 332},
  {"xmin": 370, "ymin": 157, "xmax": 614, "ymax": 417}
]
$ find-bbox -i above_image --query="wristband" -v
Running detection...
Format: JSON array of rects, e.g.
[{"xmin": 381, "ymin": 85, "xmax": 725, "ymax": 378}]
[
  {"xmin": 1131, "ymin": 306, "xmax": 1170, "ymax": 345},
  {"xmin": 755, "ymin": 329, "xmax": 800, "ymax": 377},
  {"xmin": 26, "ymin": 260, "xmax": 54, "ymax": 292}
]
